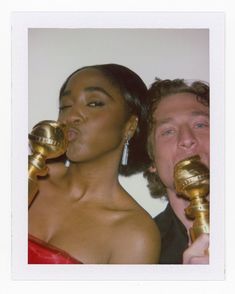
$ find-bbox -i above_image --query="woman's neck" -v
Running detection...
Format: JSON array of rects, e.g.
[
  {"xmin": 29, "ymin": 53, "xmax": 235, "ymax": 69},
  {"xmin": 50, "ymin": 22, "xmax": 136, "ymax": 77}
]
[{"xmin": 60, "ymin": 158, "xmax": 121, "ymax": 202}]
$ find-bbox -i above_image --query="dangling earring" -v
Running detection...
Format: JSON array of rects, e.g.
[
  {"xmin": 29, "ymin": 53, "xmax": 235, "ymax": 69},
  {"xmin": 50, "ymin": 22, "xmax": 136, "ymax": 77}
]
[
  {"xmin": 65, "ymin": 159, "xmax": 70, "ymax": 167},
  {"xmin": 121, "ymin": 136, "xmax": 130, "ymax": 166}
]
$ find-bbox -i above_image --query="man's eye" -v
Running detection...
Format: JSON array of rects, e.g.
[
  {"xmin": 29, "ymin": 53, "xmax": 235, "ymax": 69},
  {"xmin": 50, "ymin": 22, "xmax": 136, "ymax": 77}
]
[
  {"xmin": 161, "ymin": 129, "xmax": 175, "ymax": 136},
  {"xmin": 88, "ymin": 101, "xmax": 105, "ymax": 107},
  {"xmin": 195, "ymin": 122, "xmax": 209, "ymax": 128}
]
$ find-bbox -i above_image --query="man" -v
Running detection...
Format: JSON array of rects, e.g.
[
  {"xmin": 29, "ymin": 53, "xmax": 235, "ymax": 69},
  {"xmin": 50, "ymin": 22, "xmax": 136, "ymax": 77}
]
[{"xmin": 145, "ymin": 78, "xmax": 209, "ymax": 264}]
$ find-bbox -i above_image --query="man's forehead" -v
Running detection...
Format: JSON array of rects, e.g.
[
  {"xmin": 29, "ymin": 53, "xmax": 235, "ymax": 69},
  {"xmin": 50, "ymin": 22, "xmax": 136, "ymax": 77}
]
[
  {"xmin": 153, "ymin": 93, "xmax": 208, "ymax": 114},
  {"xmin": 152, "ymin": 107, "xmax": 209, "ymax": 127}
]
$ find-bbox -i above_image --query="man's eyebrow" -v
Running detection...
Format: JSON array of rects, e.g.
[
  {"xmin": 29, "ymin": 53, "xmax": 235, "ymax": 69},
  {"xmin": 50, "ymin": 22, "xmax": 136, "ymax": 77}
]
[
  {"xmin": 153, "ymin": 110, "xmax": 209, "ymax": 128},
  {"xmin": 191, "ymin": 110, "xmax": 209, "ymax": 117},
  {"xmin": 84, "ymin": 86, "xmax": 114, "ymax": 100},
  {"xmin": 154, "ymin": 117, "xmax": 174, "ymax": 128}
]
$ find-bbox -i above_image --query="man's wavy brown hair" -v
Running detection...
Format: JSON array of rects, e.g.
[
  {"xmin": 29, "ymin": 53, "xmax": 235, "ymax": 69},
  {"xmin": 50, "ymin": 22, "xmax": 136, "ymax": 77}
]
[{"xmin": 144, "ymin": 78, "xmax": 209, "ymax": 198}]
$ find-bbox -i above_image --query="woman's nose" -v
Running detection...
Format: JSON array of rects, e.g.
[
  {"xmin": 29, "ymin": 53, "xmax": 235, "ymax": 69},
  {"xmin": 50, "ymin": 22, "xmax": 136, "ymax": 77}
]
[
  {"xmin": 178, "ymin": 125, "xmax": 197, "ymax": 150},
  {"xmin": 59, "ymin": 105, "xmax": 84, "ymax": 125}
]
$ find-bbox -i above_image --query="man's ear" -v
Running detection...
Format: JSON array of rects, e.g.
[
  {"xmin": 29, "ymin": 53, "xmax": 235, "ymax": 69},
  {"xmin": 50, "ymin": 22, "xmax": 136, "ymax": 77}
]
[{"xmin": 148, "ymin": 164, "xmax": 157, "ymax": 174}]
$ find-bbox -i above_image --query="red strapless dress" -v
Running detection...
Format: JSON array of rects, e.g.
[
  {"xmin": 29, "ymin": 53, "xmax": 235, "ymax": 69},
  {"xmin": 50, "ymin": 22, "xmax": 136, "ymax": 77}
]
[{"xmin": 28, "ymin": 235, "xmax": 83, "ymax": 264}]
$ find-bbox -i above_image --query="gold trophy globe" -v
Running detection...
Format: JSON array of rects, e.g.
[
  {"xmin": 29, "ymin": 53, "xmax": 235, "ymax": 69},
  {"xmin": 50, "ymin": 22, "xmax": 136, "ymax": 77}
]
[
  {"xmin": 174, "ymin": 155, "xmax": 209, "ymax": 242},
  {"xmin": 28, "ymin": 120, "xmax": 68, "ymax": 207}
]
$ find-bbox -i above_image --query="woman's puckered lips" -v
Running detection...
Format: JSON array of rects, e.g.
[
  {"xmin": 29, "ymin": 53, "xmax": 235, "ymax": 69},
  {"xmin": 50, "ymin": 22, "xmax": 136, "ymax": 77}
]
[{"xmin": 67, "ymin": 127, "xmax": 79, "ymax": 142}]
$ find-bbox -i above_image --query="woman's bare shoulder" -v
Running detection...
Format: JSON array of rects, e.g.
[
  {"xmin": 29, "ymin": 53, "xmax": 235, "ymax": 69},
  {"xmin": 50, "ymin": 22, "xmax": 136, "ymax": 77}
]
[
  {"xmin": 127, "ymin": 203, "xmax": 160, "ymax": 237},
  {"xmin": 120, "ymin": 190, "xmax": 155, "ymax": 222},
  {"xmin": 110, "ymin": 205, "xmax": 161, "ymax": 263}
]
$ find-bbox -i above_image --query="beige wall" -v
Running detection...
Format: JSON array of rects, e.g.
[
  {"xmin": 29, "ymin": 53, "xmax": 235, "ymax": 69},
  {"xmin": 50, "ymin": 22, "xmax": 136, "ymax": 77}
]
[{"xmin": 28, "ymin": 28, "xmax": 209, "ymax": 217}]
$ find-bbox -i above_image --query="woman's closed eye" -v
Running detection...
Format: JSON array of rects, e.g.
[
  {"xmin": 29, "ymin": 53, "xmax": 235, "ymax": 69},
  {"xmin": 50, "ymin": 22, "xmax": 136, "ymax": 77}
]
[{"xmin": 59, "ymin": 105, "xmax": 72, "ymax": 112}]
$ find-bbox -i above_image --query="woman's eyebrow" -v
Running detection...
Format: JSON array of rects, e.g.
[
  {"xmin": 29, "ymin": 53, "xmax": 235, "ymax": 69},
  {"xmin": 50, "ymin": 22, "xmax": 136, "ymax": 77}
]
[
  {"xmin": 84, "ymin": 86, "xmax": 114, "ymax": 100},
  {"xmin": 61, "ymin": 90, "xmax": 71, "ymax": 98},
  {"xmin": 60, "ymin": 87, "xmax": 115, "ymax": 100}
]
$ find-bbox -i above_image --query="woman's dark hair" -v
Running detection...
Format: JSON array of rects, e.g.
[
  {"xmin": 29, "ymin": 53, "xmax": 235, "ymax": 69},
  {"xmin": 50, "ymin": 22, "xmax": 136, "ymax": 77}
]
[
  {"xmin": 144, "ymin": 78, "xmax": 210, "ymax": 198},
  {"xmin": 59, "ymin": 63, "xmax": 151, "ymax": 176}
]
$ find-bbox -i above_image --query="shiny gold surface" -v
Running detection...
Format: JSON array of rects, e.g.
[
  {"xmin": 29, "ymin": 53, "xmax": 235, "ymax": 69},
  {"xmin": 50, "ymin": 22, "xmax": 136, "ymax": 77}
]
[
  {"xmin": 28, "ymin": 120, "xmax": 68, "ymax": 207},
  {"xmin": 174, "ymin": 155, "xmax": 209, "ymax": 242}
]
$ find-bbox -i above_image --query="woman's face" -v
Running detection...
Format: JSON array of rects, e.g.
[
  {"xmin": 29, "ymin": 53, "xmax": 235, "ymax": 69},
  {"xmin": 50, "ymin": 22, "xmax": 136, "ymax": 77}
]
[{"xmin": 58, "ymin": 68, "xmax": 133, "ymax": 163}]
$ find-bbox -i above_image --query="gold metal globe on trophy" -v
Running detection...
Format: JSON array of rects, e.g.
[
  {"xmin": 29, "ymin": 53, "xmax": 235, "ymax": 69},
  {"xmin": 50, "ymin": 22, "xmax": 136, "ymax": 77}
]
[
  {"xmin": 28, "ymin": 120, "xmax": 68, "ymax": 207},
  {"xmin": 174, "ymin": 155, "xmax": 209, "ymax": 242}
]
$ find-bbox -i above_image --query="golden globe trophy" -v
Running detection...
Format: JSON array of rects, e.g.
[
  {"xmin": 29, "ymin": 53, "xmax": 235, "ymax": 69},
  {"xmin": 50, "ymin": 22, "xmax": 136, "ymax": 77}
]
[
  {"xmin": 28, "ymin": 120, "xmax": 68, "ymax": 207},
  {"xmin": 174, "ymin": 155, "xmax": 209, "ymax": 242}
]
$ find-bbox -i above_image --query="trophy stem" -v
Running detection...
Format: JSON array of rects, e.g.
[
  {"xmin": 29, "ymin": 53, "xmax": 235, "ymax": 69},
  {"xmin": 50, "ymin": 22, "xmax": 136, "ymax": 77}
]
[
  {"xmin": 28, "ymin": 153, "xmax": 48, "ymax": 207},
  {"xmin": 174, "ymin": 155, "xmax": 210, "ymax": 243},
  {"xmin": 28, "ymin": 177, "xmax": 39, "ymax": 207},
  {"xmin": 28, "ymin": 120, "xmax": 68, "ymax": 208},
  {"xmin": 185, "ymin": 197, "xmax": 209, "ymax": 242}
]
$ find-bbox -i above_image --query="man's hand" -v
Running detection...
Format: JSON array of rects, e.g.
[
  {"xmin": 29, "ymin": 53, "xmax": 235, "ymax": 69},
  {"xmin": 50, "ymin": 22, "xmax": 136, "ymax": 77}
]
[{"xmin": 183, "ymin": 233, "xmax": 209, "ymax": 264}]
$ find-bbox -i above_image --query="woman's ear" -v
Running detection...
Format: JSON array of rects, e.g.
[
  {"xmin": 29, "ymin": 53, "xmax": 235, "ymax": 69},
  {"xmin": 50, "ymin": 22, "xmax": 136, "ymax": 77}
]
[{"xmin": 124, "ymin": 115, "xmax": 138, "ymax": 139}]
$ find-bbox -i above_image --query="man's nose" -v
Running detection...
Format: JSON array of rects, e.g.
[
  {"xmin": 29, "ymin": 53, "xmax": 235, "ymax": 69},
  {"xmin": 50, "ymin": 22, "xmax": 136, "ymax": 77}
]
[{"xmin": 178, "ymin": 125, "xmax": 197, "ymax": 150}]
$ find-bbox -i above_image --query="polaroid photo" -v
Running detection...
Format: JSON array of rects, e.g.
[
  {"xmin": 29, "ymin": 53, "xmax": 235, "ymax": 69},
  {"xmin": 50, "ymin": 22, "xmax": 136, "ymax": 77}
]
[{"xmin": 11, "ymin": 11, "xmax": 224, "ymax": 280}]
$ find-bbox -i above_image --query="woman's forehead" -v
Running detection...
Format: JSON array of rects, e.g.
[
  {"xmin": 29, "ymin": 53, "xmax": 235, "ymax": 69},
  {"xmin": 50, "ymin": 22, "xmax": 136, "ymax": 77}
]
[{"xmin": 65, "ymin": 68, "xmax": 121, "ymax": 93}]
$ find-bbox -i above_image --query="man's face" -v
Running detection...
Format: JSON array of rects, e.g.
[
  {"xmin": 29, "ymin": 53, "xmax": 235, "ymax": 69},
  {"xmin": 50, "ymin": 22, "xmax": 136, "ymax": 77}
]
[{"xmin": 150, "ymin": 92, "xmax": 209, "ymax": 192}]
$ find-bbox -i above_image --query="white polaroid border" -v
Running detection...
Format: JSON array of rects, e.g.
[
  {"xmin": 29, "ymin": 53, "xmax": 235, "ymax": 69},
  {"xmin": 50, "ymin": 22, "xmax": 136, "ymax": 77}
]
[{"xmin": 11, "ymin": 11, "xmax": 225, "ymax": 280}]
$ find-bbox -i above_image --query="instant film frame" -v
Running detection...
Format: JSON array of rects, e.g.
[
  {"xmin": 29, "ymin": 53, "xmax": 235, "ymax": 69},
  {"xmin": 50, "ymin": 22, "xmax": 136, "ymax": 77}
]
[{"xmin": 11, "ymin": 12, "xmax": 224, "ymax": 280}]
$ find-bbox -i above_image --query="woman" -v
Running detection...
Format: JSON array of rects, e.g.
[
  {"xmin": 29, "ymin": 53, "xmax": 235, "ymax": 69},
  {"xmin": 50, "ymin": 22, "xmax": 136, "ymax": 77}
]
[{"xmin": 28, "ymin": 64, "xmax": 161, "ymax": 264}]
